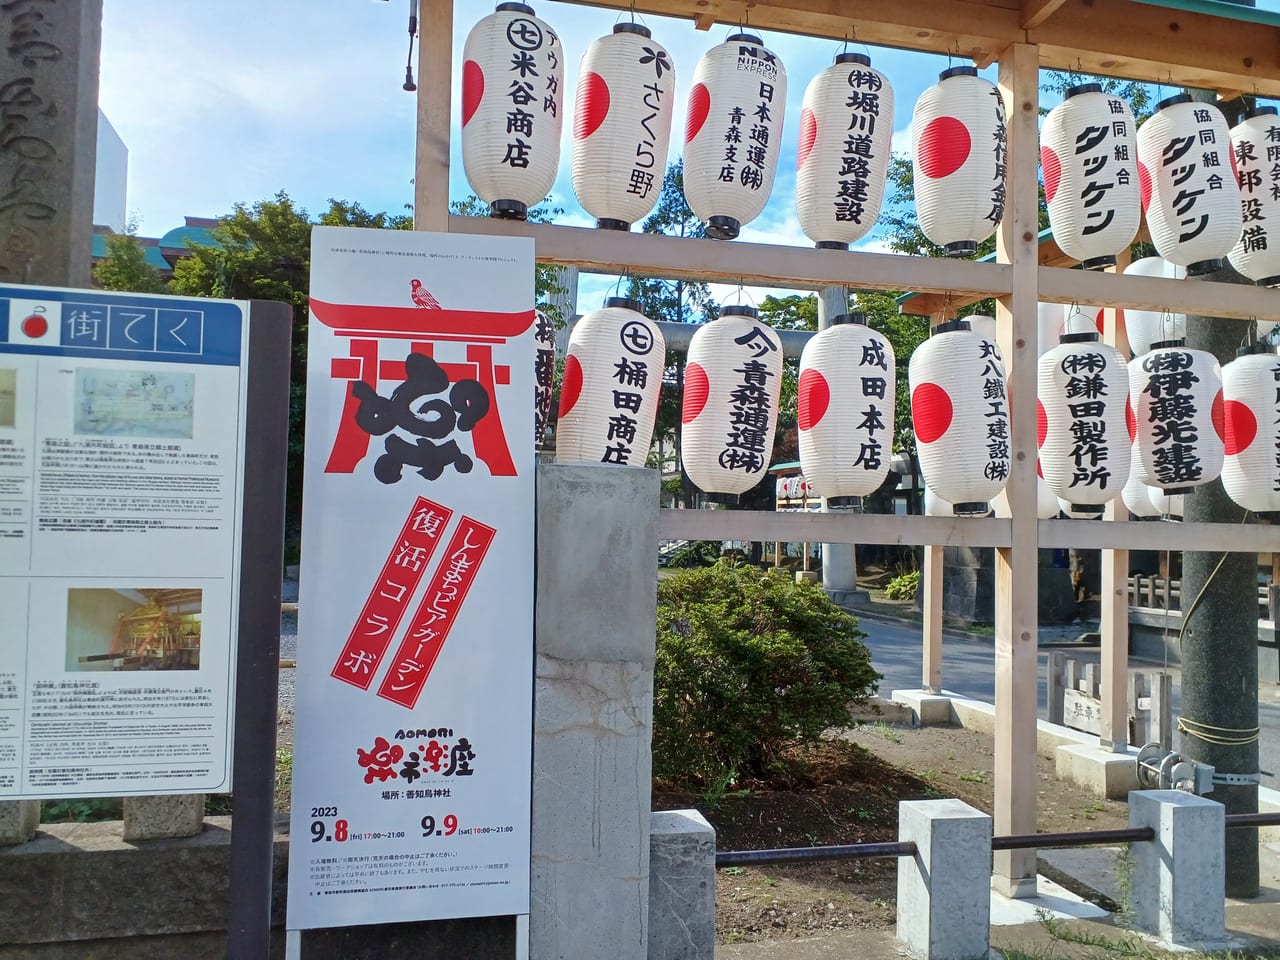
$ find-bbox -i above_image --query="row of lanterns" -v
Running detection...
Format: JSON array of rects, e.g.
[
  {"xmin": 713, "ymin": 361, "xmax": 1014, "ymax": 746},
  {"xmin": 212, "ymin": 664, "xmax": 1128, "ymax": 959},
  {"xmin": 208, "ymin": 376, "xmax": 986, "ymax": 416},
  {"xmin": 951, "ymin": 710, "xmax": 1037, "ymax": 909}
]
[
  {"xmin": 550, "ymin": 295, "xmax": 1280, "ymax": 519},
  {"xmin": 461, "ymin": 3, "xmax": 1280, "ymax": 283}
]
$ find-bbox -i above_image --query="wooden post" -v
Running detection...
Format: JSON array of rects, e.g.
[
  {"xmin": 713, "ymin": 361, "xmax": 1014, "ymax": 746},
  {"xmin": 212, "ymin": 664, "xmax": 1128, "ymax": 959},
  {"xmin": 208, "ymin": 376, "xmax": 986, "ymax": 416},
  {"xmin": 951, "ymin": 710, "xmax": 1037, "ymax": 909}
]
[
  {"xmin": 414, "ymin": 0, "xmax": 453, "ymax": 231},
  {"xmin": 993, "ymin": 41, "xmax": 1040, "ymax": 899},
  {"xmin": 922, "ymin": 543, "xmax": 944, "ymax": 693},
  {"xmin": 1100, "ymin": 252, "xmax": 1131, "ymax": 752}
]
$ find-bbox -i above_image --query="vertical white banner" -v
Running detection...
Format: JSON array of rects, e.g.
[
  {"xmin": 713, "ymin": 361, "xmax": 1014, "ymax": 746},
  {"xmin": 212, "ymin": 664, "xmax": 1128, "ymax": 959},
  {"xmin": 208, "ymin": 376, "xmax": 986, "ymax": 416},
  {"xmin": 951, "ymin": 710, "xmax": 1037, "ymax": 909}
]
[{"xmin": 288, "ymin": 227, "xmax": 535, "ymax": 930}]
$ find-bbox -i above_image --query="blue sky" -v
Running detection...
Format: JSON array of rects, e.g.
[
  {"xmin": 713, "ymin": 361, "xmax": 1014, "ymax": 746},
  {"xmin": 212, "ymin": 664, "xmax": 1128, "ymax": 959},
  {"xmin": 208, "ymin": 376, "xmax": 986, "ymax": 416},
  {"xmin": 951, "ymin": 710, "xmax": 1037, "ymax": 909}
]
[{"xmin": 96, "ymin": 0, "xmax": 1280, "ymax": 306}]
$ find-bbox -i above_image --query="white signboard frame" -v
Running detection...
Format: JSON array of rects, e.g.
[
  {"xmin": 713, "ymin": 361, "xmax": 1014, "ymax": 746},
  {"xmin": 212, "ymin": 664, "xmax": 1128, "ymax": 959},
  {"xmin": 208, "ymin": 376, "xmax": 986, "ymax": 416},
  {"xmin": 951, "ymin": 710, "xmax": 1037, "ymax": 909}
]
[{"xmin": 287, "ymin": 227, "xmax": 536, "ymax": 930}]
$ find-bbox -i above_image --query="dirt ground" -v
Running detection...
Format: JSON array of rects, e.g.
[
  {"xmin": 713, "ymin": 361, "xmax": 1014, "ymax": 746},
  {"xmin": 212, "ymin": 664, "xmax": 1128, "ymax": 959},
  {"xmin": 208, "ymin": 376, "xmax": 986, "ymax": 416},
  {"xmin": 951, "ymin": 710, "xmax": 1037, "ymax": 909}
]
[{"xmin": 654, "ymin": 723, "xmax": 1130, "ymax": 945}]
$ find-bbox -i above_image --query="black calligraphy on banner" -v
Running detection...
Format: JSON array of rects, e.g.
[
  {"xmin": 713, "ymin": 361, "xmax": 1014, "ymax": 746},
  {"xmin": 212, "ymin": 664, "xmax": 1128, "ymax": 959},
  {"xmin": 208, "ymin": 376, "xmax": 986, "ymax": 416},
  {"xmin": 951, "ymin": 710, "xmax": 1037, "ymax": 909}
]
[
  {"xmin": 835, "ymin": 67, "xmax": 883, "ymax": 224},
  {"xmin": 979, "ymin": 339, "xmax": 1010, "ymax": 481},
  {"xmin": 1158, "ymin": 107, "xmax": 1225, "ymax": 245},
  {"xmin": 1060, "ymin": 350, "xmax": 1113, "ymax": 488},
  {"xmin": 720, "ymin": 325, "xmax": 779, "ymax": 472},
  {"xmin": 1234, "ymin": 123, "xmax": 1280, "ymax": 256},
  {"xmin": 1141, "ymin": 350, "xmax": 1203, "ymax": 486},
  {"xmin": 534, "ymin": 312, "xmax": 555, "ymax": 441},
  {"xmin": 352, "ymin": 353, "xmax": 491, "ymax": 484},
  {"xmin": 1072, "ymin": 98, "xmax": 1132, "ymax": 237},
  {"xmin": 628, "ymin": 43, "xmax": 672, "ymax": 200},
  {"xmin": 502, "ymin": 16, "xmax": 560, "ymax": 170},
  {"xmin": 603, "ymin": 318, "xmax": 655, "ymax": 465},
  {"xmin": 988, "ymin": 86, "xmax": 1008, "ymax": 225}
]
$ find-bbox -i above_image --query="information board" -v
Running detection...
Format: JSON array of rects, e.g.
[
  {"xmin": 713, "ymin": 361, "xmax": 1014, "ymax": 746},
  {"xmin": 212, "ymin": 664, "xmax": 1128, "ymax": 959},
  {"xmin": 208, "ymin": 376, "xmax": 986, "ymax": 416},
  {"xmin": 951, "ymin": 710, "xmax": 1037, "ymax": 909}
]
[
  {"xmin": 287, "ymin": 228, "xmax": 536, "ymax": 930},
  {"xmin": 0, "ymin": 286, "xmax": 250, "ymax": 799}
]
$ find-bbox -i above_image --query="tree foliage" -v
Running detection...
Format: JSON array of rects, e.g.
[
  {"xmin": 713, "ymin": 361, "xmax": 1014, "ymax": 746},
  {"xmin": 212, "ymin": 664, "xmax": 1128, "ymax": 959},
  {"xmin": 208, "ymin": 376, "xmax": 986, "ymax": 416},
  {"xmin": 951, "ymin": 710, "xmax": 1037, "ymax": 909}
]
[{"xmin": 92, "ymin": 229, "xmax": 167, "ymax": 294}]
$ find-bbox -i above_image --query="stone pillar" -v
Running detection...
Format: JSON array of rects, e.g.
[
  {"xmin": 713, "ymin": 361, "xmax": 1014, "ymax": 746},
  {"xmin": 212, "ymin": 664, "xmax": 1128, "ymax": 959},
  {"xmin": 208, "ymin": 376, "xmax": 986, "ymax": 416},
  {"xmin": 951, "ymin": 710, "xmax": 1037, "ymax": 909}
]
[
  {"xmin": 0, "ymin": 0, "xmax": 103, "ymax": 845},
  {"xmin": 123, "ymin": 794, "xmax": 205, "ymax": 841},
  {"xmin": 0, "ymin": 0, "xmax": 101, "ymax": 287},
  {"xmin": 1128, "ymin": 790, "xmax": 1228, "ymax": 950},
  {"xmin": 648, "ymin": 810, "xmax": 715, "ymax": 960},
  {"xmin": 531, "ymin": 463, "xmax": 659, "ymax": 960},
  {"xmin": 896, "ymin": 798, "xmax": 992, "ymax": 960}
]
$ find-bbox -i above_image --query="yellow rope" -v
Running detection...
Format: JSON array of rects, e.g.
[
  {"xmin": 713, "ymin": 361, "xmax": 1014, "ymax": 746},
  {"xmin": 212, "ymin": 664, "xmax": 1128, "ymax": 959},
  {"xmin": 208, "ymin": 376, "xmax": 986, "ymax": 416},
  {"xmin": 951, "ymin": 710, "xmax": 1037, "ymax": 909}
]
[{"xmin": 1177, "ymin": 716, "xmax": 1260, "ymax": 746}]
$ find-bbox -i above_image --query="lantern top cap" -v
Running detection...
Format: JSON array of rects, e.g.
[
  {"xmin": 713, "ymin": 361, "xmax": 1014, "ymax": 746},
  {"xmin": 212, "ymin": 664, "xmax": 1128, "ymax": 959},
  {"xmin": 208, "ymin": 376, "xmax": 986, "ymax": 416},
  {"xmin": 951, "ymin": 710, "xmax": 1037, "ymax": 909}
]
[
  {"xmin": 830, "ymin": 312, "xmax": 867, "ymax": 326},
  {"xmin": 721, "ymin": 305, "xmax": 760, "ymax": 318},
  {"xmin": 1061, "ymin": 331, "xmax": 1099, "ymax": 344},
  {"xmin": 939, "ymin": 65, "xmax": 978, "ymax": 82},
  {"xmin": 1065, "ymin": 82, "xmax": 1103, "ymax": 98},
  {"xmin": 932, "ymin": 318, "xmax": 970, "ymax": 335},
  {"xmin": 1246, "ymin": 105, "xmax": 1279, "ymax": 119},
  {"xmin": 604, "ymin": 296, "xmax": 645, "ymax": 314},
  {"xmin": 727, "ymin": 31, "xmax": 764, "ymax": 45},
  {"xmin": 1156, "ymin": 93, "xmax": 1194, "ymax": 111},
  {"xmin": 835, "ymin": 52, "xmax": 871, "ymax": 67},
  {"xmin": 612, "ymin": 21, "xmax": 651, "ymax": 37},
  {"xmin": 1151, "ymin": 338, "xmax": 1187, "ymax": 350},
  {"xmin": 1237, "ymin": 341, "xmax": 1273, "ymax": 357},
  {"xmin": 495, "ymin": 2, "xmax": 536, "ymax": 14}
]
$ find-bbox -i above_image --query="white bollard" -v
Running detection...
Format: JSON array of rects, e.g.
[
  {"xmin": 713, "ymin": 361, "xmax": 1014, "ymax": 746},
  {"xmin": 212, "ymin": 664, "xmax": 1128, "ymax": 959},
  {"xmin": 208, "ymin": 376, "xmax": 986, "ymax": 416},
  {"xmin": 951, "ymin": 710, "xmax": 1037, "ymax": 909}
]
[
  {"xmin": 897, "ymin": 798, "xmax": 992, "ymax": 960},
  {"xmin": 1128, "ymin": 789, "xmax": 1228, "ymax": 949}
]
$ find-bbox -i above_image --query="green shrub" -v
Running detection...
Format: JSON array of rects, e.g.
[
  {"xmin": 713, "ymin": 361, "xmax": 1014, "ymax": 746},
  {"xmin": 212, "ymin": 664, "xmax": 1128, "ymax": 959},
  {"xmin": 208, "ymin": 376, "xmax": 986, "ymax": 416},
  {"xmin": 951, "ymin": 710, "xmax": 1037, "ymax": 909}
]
[
  {"xmin": 663, "ymin": 540, "xmax": 722, "ymax": 568},
  {"xmin": 884, "ymin": 570, "xmax": 920, "ymax": 601},
  {"xmin": 654, "ymin": 560, "xmax": 881, "ymax": 788}
]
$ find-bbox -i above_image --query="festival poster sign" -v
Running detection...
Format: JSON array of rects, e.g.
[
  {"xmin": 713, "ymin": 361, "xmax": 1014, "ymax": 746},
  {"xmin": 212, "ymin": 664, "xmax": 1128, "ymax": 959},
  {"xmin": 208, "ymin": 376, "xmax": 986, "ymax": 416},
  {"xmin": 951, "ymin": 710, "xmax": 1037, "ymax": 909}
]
[
  {"xmin": 287, "ymin": 228, "xmax": 535, "ymax": 930},
  {"xmin": 0, "ymin": 287, "xmax": 249, "ymax": 799}
]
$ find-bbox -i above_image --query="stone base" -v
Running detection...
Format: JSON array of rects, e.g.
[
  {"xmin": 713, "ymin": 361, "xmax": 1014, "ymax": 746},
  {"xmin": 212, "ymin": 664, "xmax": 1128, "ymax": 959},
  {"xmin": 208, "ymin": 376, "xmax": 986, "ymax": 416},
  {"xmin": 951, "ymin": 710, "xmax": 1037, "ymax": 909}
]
[
  {"xmin": 648, "ymin": 810, "xmax": 715, "ymax": 960},
  {"xmin": 794, "ymin": 570, "xmax": 820, "ymax": 584},
  {"xmin": 891, "ymin": 690, "xmax": 956, "ymax": 727},
  {"xmin": 1055, "ymin": 743, "xmax": 1139, "ymax": 800},
  {"xmin": 124, "ymin": 795, "xmax": 205, "ymax": 841},
  {"xmin": 826, "ymin": 587, "xmax": 871, "ymax": 608},
  {"xmin": 0, "ymin": 801, "xmax": 39, "ymax": 846}
]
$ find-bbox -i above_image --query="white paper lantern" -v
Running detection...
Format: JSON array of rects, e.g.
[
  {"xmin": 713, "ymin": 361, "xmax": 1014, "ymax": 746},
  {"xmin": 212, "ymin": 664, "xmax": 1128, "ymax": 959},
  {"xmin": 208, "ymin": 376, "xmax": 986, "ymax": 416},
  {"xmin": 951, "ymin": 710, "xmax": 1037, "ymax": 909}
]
[
  {"xmin": 556, "ymin": 297, "xmax": 664, "ymax": 465},
  {"xmin": 992, "ymin": 475, "xmax": 1062, "ymax": 519},
  {"xmin": 1220, "ymin": 347, "xmax": 1280, "ymax": 512},
  {"xmin": 682, "ymin": 306, "xmax": 783, "ymax": 496},
  {"xmin": 911, "ymin": 66, "xmax": 1007, "ymax": 257},
  {"xmin": 1228, "ymin": 106, "xmax": 1280, "ymax": 287},
  {"xmin": 924, "ymin": 486, "xmax": 957, "ymax": 517},
  {"xmin": 1121, "ymin": 257, "xmax": 1187, "ymax": 355},
  {"xmin": 795, "ymin": 52, "xmax": 893, "ymax": 250},
  {"xmin": 461, "ymin": 3, "xmax": 564, "ymax": 219},
  {"xmin": 534, "ymin": 309, "xmax": 556, "ymax": 447},
  {"xmin": 1129, "ymin": 342, "xmax": 1224, "ymax": 492},
  {"xmin": 1121, "ymin": 437, "xmax": 1162, "ymax": 518},
  {"xmin": 571, "ymin": 23, "xmax": 676, "ymax": 231},
  {"xmin": 1040, "ymin": 84, "xmax": 1141, "ymax": 270},
  {"xmin": 909, "ymin": 320, "xmax": 1011, "ymax": 514},
  {"xmin": 1147, "ymin": 486, "xmax": 1184, "ymax": 519},
  {"xmin": 1037, "ymin": 326, "xmax": 1130, "ymax": 509},
  {"xmin": 1038, "ymin": 302, "xmax": 1066, "ymax": 358},
  {"xmin": 1137, "ymin": 94, "xmax": 1242, "ymax": 274},
  {"xmin": 682, "ymin": 33, "xmax": 787, "ymax": 240},
  {"xmin": 797, "ymin": 313, "xmax": 895, "ymax": 504}
]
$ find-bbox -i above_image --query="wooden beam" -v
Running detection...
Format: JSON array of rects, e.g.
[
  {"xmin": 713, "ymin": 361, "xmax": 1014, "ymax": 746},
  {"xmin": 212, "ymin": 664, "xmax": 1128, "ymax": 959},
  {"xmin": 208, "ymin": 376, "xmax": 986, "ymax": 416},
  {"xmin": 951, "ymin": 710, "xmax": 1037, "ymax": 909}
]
[
  {"xmin": 993, "ymin": 40, "xmax": 1041, "ymax": 900},
  {"xmin": 1038, "ymin": 518, "xmax": 1280, "ymax": 552},
  {"xmin": 1020, "ymin": 0, "xmax": 1069, "ymax": 29},
  {"xmin": 555, "ymin": 0, "xmax": 1280, "ymax": 99},
  {"xmin": 1100, "ymin": 253, "xmax": 1130, "ymax": 755},
  {"xmin": 922, "ymin": 544, "xmax": 945, "ymax": 693},
  {"xmin": 1037, "ymin": 264, "xmax": 1280, "ymax": 322},
  {"xmin": 413, "ymin": 0, "xmax": 452, "ymax": 231},
  {"xmin": 448, "ymin": 215, "xmax": 1013, "ymax": 296},
  {"xmin": 903, "ymin": 234, "xmax": 1072, "ymax": 317}
]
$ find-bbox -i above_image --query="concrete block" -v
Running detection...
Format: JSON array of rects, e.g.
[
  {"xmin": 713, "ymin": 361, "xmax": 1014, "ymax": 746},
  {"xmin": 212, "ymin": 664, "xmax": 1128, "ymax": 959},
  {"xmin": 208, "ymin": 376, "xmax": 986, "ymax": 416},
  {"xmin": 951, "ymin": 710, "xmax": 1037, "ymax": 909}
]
[
  {"xmin": 123, "ymin": 795, "xmax": 205, "ymax": 841},
  {"xmin": 1129, "ymin": 790, "xmax": 1228, "ymax": 950},
  {"xmin": 0, "ymin": 800, "xmax": 39, "ymax": 846},
  {"xmin": 531, "ymin": 463, "xmax": 659, "ymax": 960},
  {"xmin": 891, "ymin": 689, "xmax": 955, "ymax": 727},
  {"xmin": 1055, "ymin": 743, "xmax": 1139, "ymax": 800},
  {"xmin": 897, "ymin": 798, "xmax": 992, "ymax": 960},
  {"xmin": 795, "ymin": 570, "xmax": 820, "ymax": 584},
  {"xmin": 648, "ymin": 810, "xmax": 715, "ymax": 960}
]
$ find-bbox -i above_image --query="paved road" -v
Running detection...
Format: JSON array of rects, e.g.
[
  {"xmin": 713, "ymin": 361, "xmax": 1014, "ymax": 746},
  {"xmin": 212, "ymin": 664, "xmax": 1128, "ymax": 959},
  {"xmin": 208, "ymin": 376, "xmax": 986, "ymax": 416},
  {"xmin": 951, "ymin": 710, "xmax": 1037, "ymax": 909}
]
[{"xmin": 854, "ymin": 612, "xmax": 1280, "ymax": 791}]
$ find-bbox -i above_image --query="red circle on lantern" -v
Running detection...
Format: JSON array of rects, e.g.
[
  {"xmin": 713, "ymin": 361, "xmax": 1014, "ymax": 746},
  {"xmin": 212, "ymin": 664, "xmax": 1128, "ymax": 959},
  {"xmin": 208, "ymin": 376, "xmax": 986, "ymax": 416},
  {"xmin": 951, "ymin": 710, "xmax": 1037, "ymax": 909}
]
[
  {"xmin": 461, "ymin": 60, "xmax": 484, "ymax": 127},
  {"xmin": 1037, "ymin": 460, "xmax": 1044, "ymax": 479},
  {"xmin": 686, "ymin": 83, "xmax": 711, "ymax": 144},
  {"xmin": 1126, "ymin": 399, "xmax": 1136, "ymax": 442},
  {"xmin": 797, "ymin": 368, "xmax": 830, "ymax": 431},
  {"xmin": 21, "ymin": 314, "xmax": 47, "ymax": 339},
  {"xmin": 797, "ymin": 107, "xmax": 818, "ymax": 170},
  {"xmin": 1137, "ymin": 159, "xmax": 1152, "ymax": 212},
  {"xmin": 1230, "ymin": 141, "xmax": 1240, "ymax": 186},
  {"xmin": 574, "ymin": 71, "xmax": 609, "ymax": 140},
  {"xmin": 1211, "ymin": 389, "xmax": 1226, "ymax": 443},
  {"xmin": 917, "ymin": 116, "xmax": 970, "ymax": 179},
  {"xmin": 1222, "ymin": 399, "xmax": 1258, "ymax": 455},
  {"xmin": 682, "ymin": 362, "xmax": 709, "ymax": 424},
  {"xmin": 911, "ymin": 382, "xmax": 953, "ymax": 444},
  {"xmin": 1041, "ymin": 146, "xmax": 1062, "ymax": 204},
  {"xmin": 1036, "ymin": 399, "xmax": 1047, "ymax": 449},
  {"xmin": 558, "ymin": 354, "xmax": 583, "ymax": 418}
]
